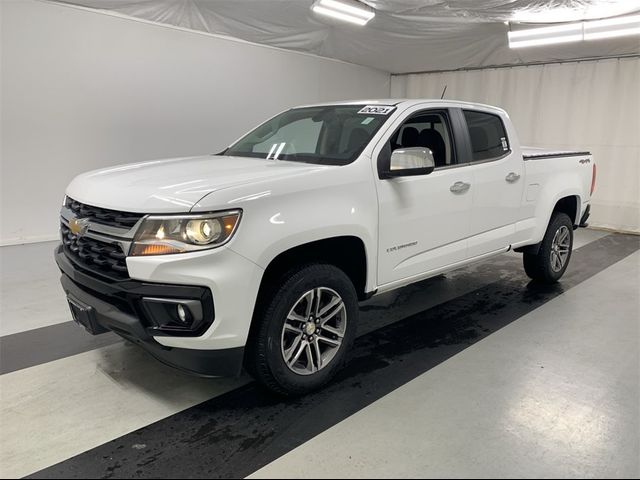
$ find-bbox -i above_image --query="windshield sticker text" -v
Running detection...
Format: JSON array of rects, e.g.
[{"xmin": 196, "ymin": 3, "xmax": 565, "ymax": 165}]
[{"xmin": 358, "ymin": 105, "xmax": 395, "ymax": 115}]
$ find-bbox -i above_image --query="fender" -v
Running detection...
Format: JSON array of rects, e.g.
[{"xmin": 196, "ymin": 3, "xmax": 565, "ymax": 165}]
[
  {"xmin": 528, "ymin": 181, "xmax": 584, "ymax": 245},
  {"xmin": 195, "ymin": 161, "xmax": 380, "ymax": 294}
]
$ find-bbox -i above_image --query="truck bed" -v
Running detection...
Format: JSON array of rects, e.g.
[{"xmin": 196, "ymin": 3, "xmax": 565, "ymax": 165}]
[{"xmin": 522, "ymin": 147, "xmax": 591, "ymax": 160}]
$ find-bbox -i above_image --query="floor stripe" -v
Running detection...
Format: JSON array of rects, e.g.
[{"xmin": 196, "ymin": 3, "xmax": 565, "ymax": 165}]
[
  {"xmin": 28, "ymin": 233, "xmax": 640, "ymax": 479},
  {"xmin": 0, "ymin": 229, "xmax": 610, "ymax": 375},
  {"xmin": 0, "ymin": 323, "xmax": 120, "ymax": 375}
]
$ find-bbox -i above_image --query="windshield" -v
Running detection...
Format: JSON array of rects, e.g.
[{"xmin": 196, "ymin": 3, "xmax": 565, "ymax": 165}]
[{"xmin": 222, "ymin": 105, "xmax": 394, "ymax": 166}]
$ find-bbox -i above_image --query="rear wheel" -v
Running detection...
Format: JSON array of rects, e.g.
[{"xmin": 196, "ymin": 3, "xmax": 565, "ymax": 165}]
[
  {"xmin": 246, "ymin": 264, "xmax": 358, "ymax": 396},
  {"xmin": 523, "ymin": 212, "xmax": 573, "ymax": 283}
]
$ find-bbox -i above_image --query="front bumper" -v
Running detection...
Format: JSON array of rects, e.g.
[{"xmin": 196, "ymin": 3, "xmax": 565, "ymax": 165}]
[{"xmin": 55, "ymin": 245, "xmax": 244, "ymax": 377}]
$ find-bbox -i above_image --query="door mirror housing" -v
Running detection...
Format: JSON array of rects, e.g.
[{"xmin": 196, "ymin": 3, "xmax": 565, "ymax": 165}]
[{"xmin": 381, "ymin": 147, "xmax": 436, "ymax": 178}]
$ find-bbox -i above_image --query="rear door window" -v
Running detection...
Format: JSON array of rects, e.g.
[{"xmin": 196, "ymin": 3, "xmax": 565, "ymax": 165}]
[{"xmin": 463, "ymin": 110, "xmax": 510, "ymax": 162}]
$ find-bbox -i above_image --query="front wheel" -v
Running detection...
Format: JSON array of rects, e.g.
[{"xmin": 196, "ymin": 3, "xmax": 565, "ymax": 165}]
[
  {"xmin": 246, "ymin": 264, "xmax": 359, "ymax": 396},
  {"xmin": 523, "ymin": 212, "xmax": 574, "ymax": 283}
]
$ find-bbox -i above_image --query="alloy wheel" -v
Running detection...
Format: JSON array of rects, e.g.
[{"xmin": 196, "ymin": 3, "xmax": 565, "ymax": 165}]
[
  {"xmin": 550, "ymin": 225, "xmax": 571, "ymax": 272},
  {"xmin": 280, "ymin": 287, "xmax": 347, "ymax": 375}
]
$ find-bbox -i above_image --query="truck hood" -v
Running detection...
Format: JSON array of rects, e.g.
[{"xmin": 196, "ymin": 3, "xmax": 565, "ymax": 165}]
[{"xmin": 66, "ymin": 155, "xmax": 327, "ymax": 213}]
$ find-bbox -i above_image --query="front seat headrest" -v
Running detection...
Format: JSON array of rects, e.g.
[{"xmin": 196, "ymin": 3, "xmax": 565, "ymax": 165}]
[
  {"xmin": 401, "ymin": 127, "xmax": 420, "ymax": 148},
  {"xmin": 419, "ymin": 129, "xmax": 446, "ymax": 166}
]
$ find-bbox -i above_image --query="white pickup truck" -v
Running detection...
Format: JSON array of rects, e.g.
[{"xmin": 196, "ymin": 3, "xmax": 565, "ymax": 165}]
[{"xmin": 56, "ymin": 99, "xmax": 595, "ymax": 395}]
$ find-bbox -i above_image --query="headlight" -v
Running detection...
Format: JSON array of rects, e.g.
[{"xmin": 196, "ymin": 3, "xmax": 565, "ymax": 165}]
[{"xmin": 130, "ymin": 210, "xmax": 241, "ymax": 256}]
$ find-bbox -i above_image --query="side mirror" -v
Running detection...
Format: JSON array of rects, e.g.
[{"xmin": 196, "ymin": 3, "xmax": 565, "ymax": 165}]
[{"xmin": 382, "ymin": 147, "xmax": 435, "ymax": 178}]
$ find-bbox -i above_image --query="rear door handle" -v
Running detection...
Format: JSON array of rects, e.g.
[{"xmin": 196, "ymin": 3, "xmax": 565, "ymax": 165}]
[
  {"xmin": 506, "ymin": 172, "xmax": 521, "ymax": 183},
  {"xmin": 450, "ymin": 181, "xmax": 471, "ymax": 194}
]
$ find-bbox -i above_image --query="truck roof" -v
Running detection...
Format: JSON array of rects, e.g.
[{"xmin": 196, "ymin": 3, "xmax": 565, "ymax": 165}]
[{"xmin": 296, "ymin": 99, "xmax": 508, "ymax": 115}]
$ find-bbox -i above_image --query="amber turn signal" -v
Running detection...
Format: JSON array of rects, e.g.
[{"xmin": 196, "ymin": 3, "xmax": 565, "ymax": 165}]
[{"xmin": 131, "ymin": 244, "xmax": 182, "ymax": 256}]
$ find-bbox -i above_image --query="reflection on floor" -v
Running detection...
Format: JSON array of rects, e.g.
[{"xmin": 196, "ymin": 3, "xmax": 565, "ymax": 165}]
[{"xmin": 0, "ymin": 229, "xmax": 637, "ymax": 479}]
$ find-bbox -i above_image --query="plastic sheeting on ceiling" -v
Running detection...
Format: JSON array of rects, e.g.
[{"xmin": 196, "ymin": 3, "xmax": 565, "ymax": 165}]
[{"xmin": 56, "ymin": 0, "xmax": 640, "ymax": 73}]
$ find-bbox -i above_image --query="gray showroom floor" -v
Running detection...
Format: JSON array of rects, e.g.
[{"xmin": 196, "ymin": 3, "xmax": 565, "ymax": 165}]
[{"xmin": 0, "ymin": 229, "xmax": 638, "ymax": 479}]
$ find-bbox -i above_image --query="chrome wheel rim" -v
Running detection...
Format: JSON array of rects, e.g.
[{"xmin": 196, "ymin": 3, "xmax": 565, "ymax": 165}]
[
  {"xmin": 281, "ymin": 287, "xmax": 347, "ymax": 376},
  {"xmin": 550, "ymin": 225, "xmax": 571, "ymax": 272}
]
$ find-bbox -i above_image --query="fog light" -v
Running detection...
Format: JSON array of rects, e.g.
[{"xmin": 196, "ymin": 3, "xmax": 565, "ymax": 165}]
[
  {"xmin": 141, "ymin": 297, "xmax": 205, "ymax": 334},
  {"xmin": 177, "ymin": 304, "xmax": 188, "ymax": 323}
]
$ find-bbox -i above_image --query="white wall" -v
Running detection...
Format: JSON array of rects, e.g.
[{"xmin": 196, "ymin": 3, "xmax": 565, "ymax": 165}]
[
  {"xmin": 0, "ymin": 0, "xmax": 390, "ymax": 245},
  {"xmin": 391, "ymin": 58, "xmax": 640, "ymax": 233}
]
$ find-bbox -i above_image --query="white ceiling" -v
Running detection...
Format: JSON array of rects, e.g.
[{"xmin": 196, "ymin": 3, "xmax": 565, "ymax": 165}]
[{"xmin": 58, "ymin": 0, "xmax": 640, "ymax": 73}]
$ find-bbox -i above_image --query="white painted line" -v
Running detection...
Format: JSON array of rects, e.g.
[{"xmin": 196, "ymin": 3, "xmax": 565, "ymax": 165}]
[{"xmin": 0, "ymin": 342, "xmax": 249, "ymax": 478}]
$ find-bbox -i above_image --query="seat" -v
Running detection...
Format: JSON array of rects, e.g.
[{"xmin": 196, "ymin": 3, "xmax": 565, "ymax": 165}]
[
  {"xmin": 419, "ymin": 129, "xmax": 446, "ymax": 167},
  {"xmin": 400, "ymin": 127, "xmax": 420, "ymax": 148},
  {"xmin": 346, "ymin": 127, "xmax": 369, "ymax": 152}
]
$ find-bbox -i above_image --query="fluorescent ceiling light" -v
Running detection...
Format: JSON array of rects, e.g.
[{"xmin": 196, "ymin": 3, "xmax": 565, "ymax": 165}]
[
  {"xmin": 509, "ymin": 34, "xmax": 584, "ymax": 48},
  {"xmin": 321, "ymin": 0, "xmax": 373, "ymax": 19},
  {"xmin": 584, "ymin": 14, "xmax": 640, "ymax": 40},
  {"xmin": 584, "ymin": 26, "xmax": 640, "ymax": 40},
  {"xmin": 312, "ymin": 5, "xmax": 369, "ymax": 25},
  {"xmin": 512, "ymin": 1, "xmax": 639, "ymax": 23},
  {"xmin": 508, "ymin": 23, "xmax": 583, "ymax": 48},
  {"xmin": 508, "ymin": 23, "xmax": 583, "ymax": 39},
  {"xmin": 311, "ymin": 0, "xmax": 375, "ymax": 26},
  {"xmin": 585, "ymin": 14, "xmax": 640, "ymax": 28},
  {"xmin": 508, "ymin": 13, "xmax": 640, "ymax": 48}
]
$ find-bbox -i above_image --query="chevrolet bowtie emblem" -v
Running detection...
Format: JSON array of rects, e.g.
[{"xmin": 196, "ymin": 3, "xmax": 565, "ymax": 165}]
[{"xmin": 69, "ymin": 217, "xmax": 90, "ymax": 236}]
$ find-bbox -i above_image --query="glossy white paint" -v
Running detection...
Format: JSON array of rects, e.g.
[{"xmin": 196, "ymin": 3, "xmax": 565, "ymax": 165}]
[
  {"xmin": 127, "ymin": 247, "xmax": 263, "ymax": 349},
  {"xmin": 511, "ymin": 152, "xmax": 593, "ymax": 248},
  {"xmin": 466, "ymin": 108, "xmax": 525, "ymax": 258},
  {"xmin": 63, "ymin": 99, "xmax": 594, "ymax": 351},
  {"xmin": 369, "ymin": 102, "xmax": 472, "ymax": 285},
  {"xmin": 66, "ymin": 155, "xmax": 326, "ymax": 213},
  {"xmin": 376, "ymin": 167, "xmax": 473, "ymax": 285}
]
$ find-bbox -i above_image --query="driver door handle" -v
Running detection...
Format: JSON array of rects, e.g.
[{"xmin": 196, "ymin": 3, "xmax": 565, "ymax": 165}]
[
  {"xmin": 506, "ymin": 172, "xmax": 521, "ymax": 183},
  {"xmin": 450, "ymin": 181, "xmax": 471, "ymax": 194}
]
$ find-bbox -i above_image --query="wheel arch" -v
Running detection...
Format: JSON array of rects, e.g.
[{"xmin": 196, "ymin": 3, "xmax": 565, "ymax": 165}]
[
  {"xmin": 244, "ymin": 235, "xmax": 369, "ymax": 378},
  {"xmin": 553, "ymin": 194, "xmax": 581, "ymax": 226},
  {"xmin": 515, "ymin": 194, "xmax": 581, "ymax": 255},
  {"xmin": 254, "ymin": 235, "xmax": 370, "ymax": 306}
]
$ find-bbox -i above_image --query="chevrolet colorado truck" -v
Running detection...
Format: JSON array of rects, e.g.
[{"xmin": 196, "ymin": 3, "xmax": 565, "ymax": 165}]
[{"xmin": 56, "ymin": 99, "xmax": 595, "ymax": 395}]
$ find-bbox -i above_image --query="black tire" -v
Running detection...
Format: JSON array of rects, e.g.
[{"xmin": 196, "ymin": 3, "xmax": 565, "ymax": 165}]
[
  {"xmin": 246, "ymin": 263, "xmax": 359, "ymax": 396},
  {"xmin": 523, "ymin": 212, "xmax": 574, "ymax": 284}
]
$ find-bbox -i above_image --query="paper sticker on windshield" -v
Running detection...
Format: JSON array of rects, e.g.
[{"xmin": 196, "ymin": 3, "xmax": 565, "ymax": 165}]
[
  {"xmin": 501, "ymin": 137, "xmax": 509, "ymax": 151},
  {"xmin": 361, "ymin": 117, "xmax": 374, "ymax": 125},
  {"xmin": 358, "ymin": 105, "xmax": 395, "ymax": 115}
]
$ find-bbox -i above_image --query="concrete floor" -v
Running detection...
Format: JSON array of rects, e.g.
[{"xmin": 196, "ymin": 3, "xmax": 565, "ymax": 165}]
[
  {"xmin": 252, "ymin": 250, "xmax": 640, "ymax": 479},
  {"xmin": 0, "ymin": 229, "xmax": 638, "ymax": 478}
]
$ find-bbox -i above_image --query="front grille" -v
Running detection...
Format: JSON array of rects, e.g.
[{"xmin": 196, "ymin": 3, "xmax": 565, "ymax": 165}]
[
  {"xmin": 65, "ymin": 197, "xmax": 142, "ymax": 229},
  {"xmin": 61, "ymin": 223, "xmax": 129, "ymax": 279}
]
